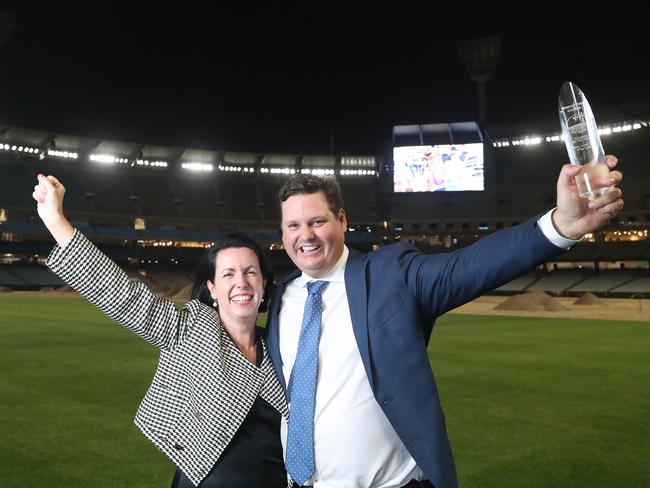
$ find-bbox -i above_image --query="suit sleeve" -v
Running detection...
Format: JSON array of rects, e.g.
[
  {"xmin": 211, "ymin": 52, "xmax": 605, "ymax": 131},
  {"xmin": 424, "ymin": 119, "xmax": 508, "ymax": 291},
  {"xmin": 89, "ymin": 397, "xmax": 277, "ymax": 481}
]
[
  {"xmin": 396, "ymin": 216, "xmax": 566, "ymax": 317},
  {"xmin": 47, "ymin": 229, "xmax": 202, "ymax": 350}
]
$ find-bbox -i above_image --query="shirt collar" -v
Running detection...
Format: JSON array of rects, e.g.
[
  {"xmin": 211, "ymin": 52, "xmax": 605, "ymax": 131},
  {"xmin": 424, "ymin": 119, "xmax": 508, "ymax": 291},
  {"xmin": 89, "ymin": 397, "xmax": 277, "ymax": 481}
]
[{"xmin": 294, "ymin": 245, "xmax": 349, "ymax": 287}]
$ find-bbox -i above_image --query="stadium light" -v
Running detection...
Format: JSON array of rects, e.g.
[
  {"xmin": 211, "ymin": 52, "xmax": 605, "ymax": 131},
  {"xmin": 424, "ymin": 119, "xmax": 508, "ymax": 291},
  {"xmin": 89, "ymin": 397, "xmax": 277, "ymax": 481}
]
[
  {"xmin": 494, "ymin": 118, "xmax": 648, "ymax": 149},
  {"xmin": 136, "ymin": 159, "xmax": 167, "ymax": 168},
  {"xmin": 181, "ymin": 162, "xmax": 213, "ymax": 172},
  {"xmin": 90, "ymin": 153, "xmax": 128, "ymax": 164},
  {"xmin": 47, "ymin": 149, "xmax": 78, "ymax": 159}
]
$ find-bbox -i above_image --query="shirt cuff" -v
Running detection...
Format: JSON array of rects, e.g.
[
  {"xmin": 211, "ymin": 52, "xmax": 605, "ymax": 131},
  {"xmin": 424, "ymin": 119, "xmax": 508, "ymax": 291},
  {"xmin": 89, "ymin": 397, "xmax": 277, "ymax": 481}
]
[{"xmin": 538, "ymin": 209, "xmax": 581, "ymax": 249}]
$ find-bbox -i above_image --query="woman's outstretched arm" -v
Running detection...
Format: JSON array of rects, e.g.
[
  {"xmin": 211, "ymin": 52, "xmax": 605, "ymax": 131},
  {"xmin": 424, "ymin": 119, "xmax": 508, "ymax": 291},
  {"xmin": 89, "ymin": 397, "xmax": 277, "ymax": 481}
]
[{"xmin": 32, "ymin": 174, "xmax": 204, "ymax": 350}]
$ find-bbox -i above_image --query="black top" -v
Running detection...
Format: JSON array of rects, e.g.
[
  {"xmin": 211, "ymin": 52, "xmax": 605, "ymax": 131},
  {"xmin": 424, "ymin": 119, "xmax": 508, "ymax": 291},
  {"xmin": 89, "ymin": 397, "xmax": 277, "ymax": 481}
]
[
  {"xmin": 171, "ymin": 342, "xmax": 287, "ymax": 488},
  {"xmin": 172, "ymin": 396, "xmax": 286, "ymax": 487}
]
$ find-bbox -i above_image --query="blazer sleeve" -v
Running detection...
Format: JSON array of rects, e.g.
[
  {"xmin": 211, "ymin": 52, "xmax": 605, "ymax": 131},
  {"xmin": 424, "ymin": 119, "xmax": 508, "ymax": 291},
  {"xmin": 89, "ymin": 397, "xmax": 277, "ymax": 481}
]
[
  {"xmin": 395, "ymin": 216, "xmax": 566, "ymax": 317},
  {"xmin": 47, "ymin": 229, "xmax": 203, "ymax": 350}
]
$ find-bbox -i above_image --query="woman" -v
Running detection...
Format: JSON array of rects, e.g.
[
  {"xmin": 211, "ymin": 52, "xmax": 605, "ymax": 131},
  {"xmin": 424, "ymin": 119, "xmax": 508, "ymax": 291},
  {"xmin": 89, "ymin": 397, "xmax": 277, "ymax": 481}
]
[{"xmin": 32, "ymin": 174, "xmax": 288, "ymax": 488}]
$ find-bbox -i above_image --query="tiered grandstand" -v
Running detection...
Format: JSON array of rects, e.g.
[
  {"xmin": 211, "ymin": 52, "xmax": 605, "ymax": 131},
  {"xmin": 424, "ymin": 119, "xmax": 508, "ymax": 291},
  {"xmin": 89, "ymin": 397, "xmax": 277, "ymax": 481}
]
[{"xmin": 1, "ymin": 113, "xmax": 649, "ymax": 296}]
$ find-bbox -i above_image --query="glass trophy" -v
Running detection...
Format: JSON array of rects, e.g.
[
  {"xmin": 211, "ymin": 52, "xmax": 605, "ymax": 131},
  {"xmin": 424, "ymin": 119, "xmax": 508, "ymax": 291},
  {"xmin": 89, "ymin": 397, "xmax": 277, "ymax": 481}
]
[{"xmin": 558, "ymin": 81, "xmax": 613, "ymax": 198}]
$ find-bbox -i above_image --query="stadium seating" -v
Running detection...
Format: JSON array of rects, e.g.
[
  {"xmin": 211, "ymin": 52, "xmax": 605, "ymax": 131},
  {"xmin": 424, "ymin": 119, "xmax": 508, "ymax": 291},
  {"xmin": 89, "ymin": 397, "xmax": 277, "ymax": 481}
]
[
  {"xmin": 567, "ymin": 269, "xmax": 647, "ymax": 294},
  {"xmin": 527, "ymin": 269, "xmax": 590, "ymax": 295},
  {"xmin": 1, "ymin": 120, "xmax": 648, "ymax": 295},
  {"xmin": 610, "ymin": 276, "xmax": 650, "ymax": 295}
]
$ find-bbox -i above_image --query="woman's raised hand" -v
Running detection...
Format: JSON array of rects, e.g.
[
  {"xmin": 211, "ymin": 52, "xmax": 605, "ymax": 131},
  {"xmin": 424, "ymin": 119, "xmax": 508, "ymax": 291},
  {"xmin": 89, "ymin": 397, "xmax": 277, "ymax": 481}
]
[{"xmin": 32, "ymin": 174, "xmax": 74, "ymax": 247}]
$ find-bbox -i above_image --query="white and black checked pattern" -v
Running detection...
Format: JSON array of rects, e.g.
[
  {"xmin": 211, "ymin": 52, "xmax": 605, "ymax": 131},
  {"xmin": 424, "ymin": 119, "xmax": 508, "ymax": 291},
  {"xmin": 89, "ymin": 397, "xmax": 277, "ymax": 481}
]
[{"xmin": 47, "ymin": 230, "xmax": 289, "ymax": 487}]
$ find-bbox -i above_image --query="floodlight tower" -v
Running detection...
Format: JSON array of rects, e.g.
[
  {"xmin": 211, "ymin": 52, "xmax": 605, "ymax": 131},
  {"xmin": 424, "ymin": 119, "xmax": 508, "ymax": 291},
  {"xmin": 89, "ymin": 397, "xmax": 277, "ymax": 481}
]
[{"xmin": 457, "ymin": 35, "xmax": 502, "ymax": 125}]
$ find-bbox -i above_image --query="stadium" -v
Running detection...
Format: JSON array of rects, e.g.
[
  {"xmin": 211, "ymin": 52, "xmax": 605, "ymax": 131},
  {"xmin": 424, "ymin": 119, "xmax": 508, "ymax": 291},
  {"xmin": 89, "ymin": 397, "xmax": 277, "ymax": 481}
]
[
  {"xmin": 2, "ymin": 113, "xmax": 649, "ymax": 298},
  {"xmin": 1, "ymin": 7, "xmax": 649, "ymax": 488}
]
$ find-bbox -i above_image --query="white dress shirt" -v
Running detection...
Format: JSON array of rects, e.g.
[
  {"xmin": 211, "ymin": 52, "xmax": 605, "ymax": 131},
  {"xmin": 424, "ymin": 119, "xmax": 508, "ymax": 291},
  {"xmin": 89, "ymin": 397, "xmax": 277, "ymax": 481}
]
[
  {"xmin": 278, "ymin": 209, "xmax": 576, "ymax": 487},
  {"xmin": 279, "ymin": 246, "xmax": 423, "ymax": 488}
]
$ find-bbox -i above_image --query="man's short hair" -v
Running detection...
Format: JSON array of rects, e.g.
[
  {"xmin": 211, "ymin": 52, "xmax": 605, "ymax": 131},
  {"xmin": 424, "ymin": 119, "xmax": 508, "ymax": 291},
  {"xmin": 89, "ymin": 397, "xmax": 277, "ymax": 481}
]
[{"xmin": 278, "ymin": 174, "xmax": 345, "ymax": 216}]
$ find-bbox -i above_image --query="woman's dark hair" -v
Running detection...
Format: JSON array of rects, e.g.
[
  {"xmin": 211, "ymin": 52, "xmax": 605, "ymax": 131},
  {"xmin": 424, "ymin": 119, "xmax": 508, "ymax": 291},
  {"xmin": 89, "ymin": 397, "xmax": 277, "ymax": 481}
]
[{"xmin": 190, "ymin": 232, "xmax": 274, "ymax": 312}]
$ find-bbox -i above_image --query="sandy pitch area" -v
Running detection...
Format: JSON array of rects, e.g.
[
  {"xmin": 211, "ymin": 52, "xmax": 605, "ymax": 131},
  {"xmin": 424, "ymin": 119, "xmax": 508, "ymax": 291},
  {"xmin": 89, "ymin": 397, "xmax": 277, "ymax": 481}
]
[{"xmin": 450, "ymin": 295, "xmax": 650, "ymax": 323}]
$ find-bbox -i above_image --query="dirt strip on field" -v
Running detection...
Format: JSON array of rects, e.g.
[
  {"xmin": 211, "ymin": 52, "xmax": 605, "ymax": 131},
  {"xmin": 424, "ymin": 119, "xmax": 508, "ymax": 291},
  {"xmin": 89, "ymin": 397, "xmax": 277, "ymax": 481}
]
[{"xmin": 449, "ymin": 295, "xmax": 650, "ymax": 322}]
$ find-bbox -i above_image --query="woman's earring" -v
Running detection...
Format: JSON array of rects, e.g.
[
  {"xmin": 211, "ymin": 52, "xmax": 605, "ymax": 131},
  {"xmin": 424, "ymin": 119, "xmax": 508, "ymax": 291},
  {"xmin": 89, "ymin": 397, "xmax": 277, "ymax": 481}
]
[{"xmin": 212, "ymin": 298, "xmax": 218, "ymax": 309}]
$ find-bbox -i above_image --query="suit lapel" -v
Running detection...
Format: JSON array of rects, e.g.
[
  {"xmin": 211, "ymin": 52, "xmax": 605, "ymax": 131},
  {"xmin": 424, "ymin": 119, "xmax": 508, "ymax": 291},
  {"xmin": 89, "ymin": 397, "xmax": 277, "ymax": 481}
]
[
  {"xmin": 269, "ymin": 254, "xmax": 373, "ymax": 392},
  {"xmin": 344, "ymin": 250, "xmax": 373, "ymax": 389},
  {"xmin": 266, "ymin": 268, "xmax": 301, "ymax": 391}
]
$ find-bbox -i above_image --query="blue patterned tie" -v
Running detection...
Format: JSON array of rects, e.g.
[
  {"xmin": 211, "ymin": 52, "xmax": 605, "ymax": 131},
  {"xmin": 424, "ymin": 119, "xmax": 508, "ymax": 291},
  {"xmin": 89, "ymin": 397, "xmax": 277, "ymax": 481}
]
[{"xmin": 286, "ymin": 280, "xmax": 329, "ymax": 486}]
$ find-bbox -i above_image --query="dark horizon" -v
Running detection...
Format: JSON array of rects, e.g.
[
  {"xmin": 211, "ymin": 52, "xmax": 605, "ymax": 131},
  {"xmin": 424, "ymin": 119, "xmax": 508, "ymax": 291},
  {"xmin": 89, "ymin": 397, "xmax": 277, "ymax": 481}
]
[{"xmin": 1, "ymin": 5, "xmax": 648, "ymax": 155}]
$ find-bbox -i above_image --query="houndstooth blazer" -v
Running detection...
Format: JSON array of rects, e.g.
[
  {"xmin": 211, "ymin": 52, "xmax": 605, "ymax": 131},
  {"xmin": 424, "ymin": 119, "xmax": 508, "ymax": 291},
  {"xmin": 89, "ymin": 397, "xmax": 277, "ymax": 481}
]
[{"xmin": 47, "ymin": 229, "xmax": 289, "ymax": 487}]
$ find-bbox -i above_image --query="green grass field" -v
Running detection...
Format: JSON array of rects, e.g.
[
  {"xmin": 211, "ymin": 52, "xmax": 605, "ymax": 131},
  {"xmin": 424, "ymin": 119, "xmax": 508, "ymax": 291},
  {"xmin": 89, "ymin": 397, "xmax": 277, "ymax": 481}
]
[{"xmin": 1, "ymin": 294, "xmax": 648, "ymax": 487}]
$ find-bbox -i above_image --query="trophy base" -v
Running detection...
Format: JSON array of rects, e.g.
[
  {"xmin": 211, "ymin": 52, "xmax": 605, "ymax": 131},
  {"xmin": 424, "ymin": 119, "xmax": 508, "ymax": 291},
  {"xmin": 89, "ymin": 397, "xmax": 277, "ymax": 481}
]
[
  {"xmin": 575, "ymin": 163, "xmax": 613, "ymax": 199},
  {"xmin": 579, "ymin": 185, "xmax": 615, "ymax": 200}
]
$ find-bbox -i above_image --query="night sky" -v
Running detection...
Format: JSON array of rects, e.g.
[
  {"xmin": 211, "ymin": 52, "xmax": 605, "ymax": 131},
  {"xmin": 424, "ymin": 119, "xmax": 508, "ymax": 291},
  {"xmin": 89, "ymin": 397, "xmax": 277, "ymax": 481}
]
[{"xmin": 0, "ymin": 4, "xmax": 648, "ymax": 155}]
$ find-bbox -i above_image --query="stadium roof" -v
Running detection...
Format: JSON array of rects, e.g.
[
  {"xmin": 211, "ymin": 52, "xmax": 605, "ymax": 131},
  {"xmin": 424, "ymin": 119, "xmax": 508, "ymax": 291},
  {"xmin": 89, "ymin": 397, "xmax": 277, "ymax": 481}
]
[{"xmin": 0, "ymin": 5, "xmax": 648, "ymax": 155}]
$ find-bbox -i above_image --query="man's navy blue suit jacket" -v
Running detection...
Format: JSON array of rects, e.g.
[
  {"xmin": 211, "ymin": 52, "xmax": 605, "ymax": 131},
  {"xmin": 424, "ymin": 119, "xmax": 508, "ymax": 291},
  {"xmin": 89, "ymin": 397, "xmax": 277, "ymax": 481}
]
[{"xmin": 266, "ymin": 216, "xmax": 565, "ymax": 488}]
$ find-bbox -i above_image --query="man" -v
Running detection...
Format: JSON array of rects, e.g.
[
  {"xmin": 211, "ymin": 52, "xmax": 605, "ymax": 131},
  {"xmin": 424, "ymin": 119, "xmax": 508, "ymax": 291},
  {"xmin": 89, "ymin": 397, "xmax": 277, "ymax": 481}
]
[{"xmin": 266, "ymin": 159, "xmax": 623, "ymax": 488}]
